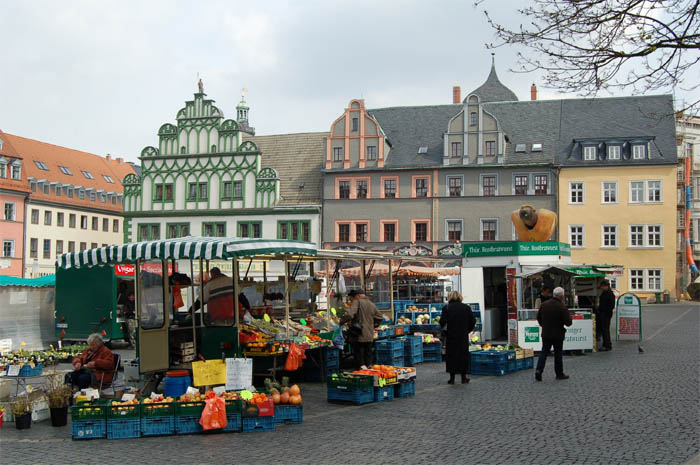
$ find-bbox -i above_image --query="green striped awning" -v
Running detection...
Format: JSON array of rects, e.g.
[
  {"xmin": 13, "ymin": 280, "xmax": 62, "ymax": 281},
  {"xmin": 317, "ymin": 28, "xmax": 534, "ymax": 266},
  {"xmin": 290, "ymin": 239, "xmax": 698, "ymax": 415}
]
[{"xmin": 56, "ymin": 237, "xmax": 317, "ymax": 269}]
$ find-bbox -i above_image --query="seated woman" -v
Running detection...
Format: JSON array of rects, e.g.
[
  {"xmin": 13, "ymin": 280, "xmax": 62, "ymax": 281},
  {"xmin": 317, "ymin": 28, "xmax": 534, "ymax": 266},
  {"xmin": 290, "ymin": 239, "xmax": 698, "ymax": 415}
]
[{"xmin": 64, "ymin": 333, "xmax": 115, "ymax": 389}]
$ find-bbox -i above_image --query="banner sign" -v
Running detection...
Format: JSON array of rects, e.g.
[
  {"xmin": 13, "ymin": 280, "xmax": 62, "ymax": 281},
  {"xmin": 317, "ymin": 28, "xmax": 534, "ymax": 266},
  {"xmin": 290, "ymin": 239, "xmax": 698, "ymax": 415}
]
[
  {"xmin": 462, "ymin": 241, "xmax": 571, "ymax": 258},
  {"xmin": 616, "ymin": 293, "xmax": 642, "ymax": 340},
  {"xmin": 517, "ymin": 319, "xmax": 594, "ymax": 350}
]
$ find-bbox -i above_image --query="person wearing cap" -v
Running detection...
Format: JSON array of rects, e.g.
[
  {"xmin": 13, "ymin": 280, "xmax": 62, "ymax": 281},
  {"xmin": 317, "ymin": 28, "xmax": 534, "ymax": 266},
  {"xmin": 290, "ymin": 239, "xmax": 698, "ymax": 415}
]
[
  {"xmin": 339, "ymin": 290, "xmax": 384, "ymax": 370},
  {"xmin": 535, "ymin": 286, "xmax": 572, "ymax": 381},
  {"xmin": 597, "ymin": 279, "xmax": 615, "ymax": 351}
]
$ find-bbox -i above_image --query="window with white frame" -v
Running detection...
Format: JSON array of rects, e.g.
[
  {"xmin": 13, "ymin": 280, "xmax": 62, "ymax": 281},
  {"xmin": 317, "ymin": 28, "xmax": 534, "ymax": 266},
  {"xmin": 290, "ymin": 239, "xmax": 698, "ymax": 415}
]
[
  {"xmin": 451, "ymin": 142, "xmax": 461, "ymax": 157},
  {"xmin": 648, "ymin": 225, "xmax": 662, "ymax": 247},
  {"xmin": 583, "ymin": 146, "xmax": 597, "ymax": 160},
  {"xmin": 569, "ymin": 225, "xmax": 584, "ymax": 248},
  {"xmin": 446, "ymin": 220, "xmax": 463, "ymax": 241},
  {"xmin": 0, "ymin": 163, "xmax": 5, "ymax": 178},
  {"xmin": 602, "ymin": 181, "xmax": 617, "ymax": 203},
  {"xmin": 569, "ymin": 182, "xmax": 584, "ymax": 203},
  {"xmin": 647, "ymin": 180, "xmax": 661, "ymax": 202},
  {"xmin": 630, "ymin": 180, "xmax": 662, "ymax": 203},
  {"xmin": 3, "ymin": 202, "xmax": 15, "ymax": 221},
  {"xmin": 607, "ymin": 146, "xmax": 621, "ymax": 160},
  {"xmin": 2, "ymin": 240, "xmax": 13, "ymax": 258},
  {"xmin": 534, "ymin": 174, "xmax": 548, "ymax": 195},
  {"xmin": 366, "ymin": 146, "xmax": 377, "ymax": 161},
  {"xmin": 647, "ymin": 269, "xmax": 662, "ymax": 290},
  {"xmin": 630, "ymin": 181, "xmax": 644, "ymax": 203},
  {"xmin": 481, "ymin": 219, "xmax": 498, "ymax": 241},
  {"xmin": 447, "ymin": 176, "xmax": 462, "ymax": 197},
  {"xmin": 514, "ymin": 175, "xmax": 528, "ymax": 195},
  {"xmin": 629, "ymin": 225, "xmax": 644, "ymax": 247},
  {"xmin": 480, "ymin": 174, "xmax": 497, "ymax": 196},
  {"xmin": 630, "ymin": 269, "xmax": 644, "ymax": 290},
  {"xmin": 602, "ymin": 225, "xmax": 617, "ymax": 247},
  {"xmin": 11, "ymin": 164, "xmax": 20, "ymax": 180},
  {"xmin": 632, "ymin": 144, "xmax": 646, "ymax": 159},
  {"xmin": 333, "ymin": 147, "xmax": 343, "ymax": 161}
]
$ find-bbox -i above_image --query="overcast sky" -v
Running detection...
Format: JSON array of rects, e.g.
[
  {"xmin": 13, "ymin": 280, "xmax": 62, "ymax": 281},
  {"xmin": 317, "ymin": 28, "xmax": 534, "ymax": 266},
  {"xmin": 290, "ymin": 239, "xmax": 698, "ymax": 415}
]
[{"xmin": 2, "ymin": 1, "xmax": 697, "ymax": 164}]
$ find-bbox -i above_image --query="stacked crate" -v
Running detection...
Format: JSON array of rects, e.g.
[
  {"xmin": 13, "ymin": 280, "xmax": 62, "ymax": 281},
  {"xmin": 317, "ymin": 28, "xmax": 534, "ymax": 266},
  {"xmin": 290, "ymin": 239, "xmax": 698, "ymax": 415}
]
[
  {"xmin": 327, "ymin": 374, "xmax": 375, "ymax": 405},
  {"xmin": 71, "ymin": 400, "xmax": 108, "ymax": 440},
  {"xmin": 303, "ymin": 347, "xmax": 340, "ymax": 382},
  {"xmin": 469, "ymin": 350, "xmax": 516, "ymax": 376},
  {"xmin": 375, "ymin": 339, "xmax": 404, "ymax": 366},
  {"xmin": 422, "ymin": 342, "xmax": 443, "ymax": 363},
  {"xmin": 403, "ymin": 335, "xmax": 424, "ymax": 366},
  {"xmin": 172, "ymin": 342, "xmax": 195, "ymax": 365}
]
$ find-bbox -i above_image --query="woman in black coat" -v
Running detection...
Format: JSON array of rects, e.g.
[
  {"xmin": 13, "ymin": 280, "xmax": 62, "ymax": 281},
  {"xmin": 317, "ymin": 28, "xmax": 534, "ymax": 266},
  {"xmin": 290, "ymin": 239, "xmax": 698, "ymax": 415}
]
[{"xmin": 440, "ymin": 291, "xmax": 476, "ymax": 384}]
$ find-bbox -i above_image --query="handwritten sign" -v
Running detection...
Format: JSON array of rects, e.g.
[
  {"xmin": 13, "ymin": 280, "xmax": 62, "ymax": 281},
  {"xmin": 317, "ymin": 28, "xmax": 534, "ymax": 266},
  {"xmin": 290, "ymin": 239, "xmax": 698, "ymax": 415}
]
[
  {"xmin": 192, "ymin": 360, "xmax": 226, "ymax": 386},
  {"xmin": 6, "ymin": 365, "xmax": 20, "ymax": 376},
  {"xmin": 121, "ymin": 393, "xmax": 135, "ymax": 402},
  {"xmin": 225, "ymin": 358, "xmax": 253, "ymax": 391}
]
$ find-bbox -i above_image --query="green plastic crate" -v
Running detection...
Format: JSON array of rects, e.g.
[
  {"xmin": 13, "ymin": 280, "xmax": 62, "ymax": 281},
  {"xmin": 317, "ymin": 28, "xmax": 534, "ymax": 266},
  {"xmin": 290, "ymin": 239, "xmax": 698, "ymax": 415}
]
[
  {"xmin": 140, "ymin": 401, "xmax": 176, "ymax": 417},
  {"xmin": 176, "ymin": 401, "xmax": 205, "ymax": 416},
  {"xmin": 106, "ymin": 400, "xmax": 140, "ymax": 419},
  {"xmin": 326, "ymin": 373, "xmax": 374, "ymax": 390},
  {"xmin": 225, "ymin": 398, "xmax": 242, "ymax": 414},
  {"xmin": 71, "ymin": 400, "xmax": 108, "ymax": 421}
]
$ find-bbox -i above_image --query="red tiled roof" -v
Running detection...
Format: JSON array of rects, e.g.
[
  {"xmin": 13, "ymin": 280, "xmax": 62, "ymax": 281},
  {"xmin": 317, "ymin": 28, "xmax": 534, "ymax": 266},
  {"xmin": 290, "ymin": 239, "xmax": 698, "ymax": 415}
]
[
  {"xmin": 2, "ymin": 133, "xmax": 136, "ymax": 212},
  {"xmin": 0, "ymin": 130, "xmax": 31, "ymax": 193}
]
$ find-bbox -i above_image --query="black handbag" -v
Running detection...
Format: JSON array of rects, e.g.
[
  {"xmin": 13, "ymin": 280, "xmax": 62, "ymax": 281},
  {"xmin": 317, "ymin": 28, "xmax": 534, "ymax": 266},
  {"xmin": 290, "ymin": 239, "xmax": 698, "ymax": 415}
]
[{"xmin": 348, "ymin": 320, "xmax": 363, "ymax": 337}]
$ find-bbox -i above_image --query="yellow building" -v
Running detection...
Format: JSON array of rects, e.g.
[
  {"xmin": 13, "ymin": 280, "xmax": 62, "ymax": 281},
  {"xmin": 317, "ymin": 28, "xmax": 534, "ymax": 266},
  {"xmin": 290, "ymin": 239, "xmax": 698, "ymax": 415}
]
[{"xmin": 559, "ymin": 165, "xmax": 677, "ymax": 297}]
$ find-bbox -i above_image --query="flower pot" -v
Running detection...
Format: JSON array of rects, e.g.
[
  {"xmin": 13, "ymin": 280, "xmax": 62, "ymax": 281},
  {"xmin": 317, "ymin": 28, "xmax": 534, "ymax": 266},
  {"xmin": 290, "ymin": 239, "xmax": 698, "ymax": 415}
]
[
  {"xmin": 15, "ymin": 413, "xmax": 31, "ymax": 430},
  {"xmin": 50, "ymin": 406, "xmax": 68, "ymax": 427}
]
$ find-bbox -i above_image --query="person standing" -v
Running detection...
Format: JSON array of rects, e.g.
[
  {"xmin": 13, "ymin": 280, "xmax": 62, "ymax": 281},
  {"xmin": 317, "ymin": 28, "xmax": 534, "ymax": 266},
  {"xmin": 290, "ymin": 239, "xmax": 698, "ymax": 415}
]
[
  {"xmin": 340, "ymin": 289, "xmax": 384, "ymax": 370},
  {"xmin": 597, "ymin": 279, "xmax": 615, "ymax": 351},
  {"xmin": 440, "ymin": 291, "xmax": 476, "ymax": 384},
  {"xmin": 535, "ymin": 287, "xmax": 572, "ymax": 381},
  {"xmin": 535, "ymin": 284, "xmax": 552, "ymax": 309}
]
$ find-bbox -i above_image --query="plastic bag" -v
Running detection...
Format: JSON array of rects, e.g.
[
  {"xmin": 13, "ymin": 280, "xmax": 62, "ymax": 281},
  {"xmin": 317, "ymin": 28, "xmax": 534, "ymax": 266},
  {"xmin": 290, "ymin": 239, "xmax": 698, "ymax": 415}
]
[
  {"xmin": 284, "ymin": 343, "xmax": 306, "ymax": 371},
  {"xmin": 199, "ymin": 392, "xmax": 227, "ymax": 431},
  {"xmin": 242, "ymin": 310, "xmax": 253, "ymax": 324}
]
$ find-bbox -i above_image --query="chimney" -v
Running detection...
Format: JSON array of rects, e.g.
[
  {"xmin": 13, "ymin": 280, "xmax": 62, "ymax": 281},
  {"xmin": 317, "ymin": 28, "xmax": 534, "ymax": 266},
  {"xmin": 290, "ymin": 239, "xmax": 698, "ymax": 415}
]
[
  {"xmin": 530, "ymin": 83, "xmax": 537, "ymax": 101},
  {"xmin": 116, "ymin": 157, "xmax": 124, "ymax": 165},
  {"xmin": 105, "ymin": 154, "xmax": 111, "ymax": 161},
  {"xmin": 452, "ymin": 86, "xmax": 461, "ymax": 104}
]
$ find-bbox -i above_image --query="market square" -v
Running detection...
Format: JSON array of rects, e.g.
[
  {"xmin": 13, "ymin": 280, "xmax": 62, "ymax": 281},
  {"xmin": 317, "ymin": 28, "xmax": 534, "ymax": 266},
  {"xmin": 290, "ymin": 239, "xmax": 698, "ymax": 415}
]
[{"xmin": 1, "ymin": 2, "xmax": 700, "ymax": 464}]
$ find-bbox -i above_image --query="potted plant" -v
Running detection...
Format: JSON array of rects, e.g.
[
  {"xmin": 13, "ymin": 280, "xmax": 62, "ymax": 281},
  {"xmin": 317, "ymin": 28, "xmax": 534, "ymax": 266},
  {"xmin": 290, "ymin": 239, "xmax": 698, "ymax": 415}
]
[
  {"xmin": 10, "ymin": 397, "xmax": 32, "ymax": 430},
  {"xmin": 45, "ymin": 373, "xmax": 72, "ymax": 427}
]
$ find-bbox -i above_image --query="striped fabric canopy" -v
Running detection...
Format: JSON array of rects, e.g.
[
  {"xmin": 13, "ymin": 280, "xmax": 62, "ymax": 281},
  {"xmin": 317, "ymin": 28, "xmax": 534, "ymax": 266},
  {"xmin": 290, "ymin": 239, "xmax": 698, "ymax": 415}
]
[{"xmin": 56, "ymin": 237, "xmax": 317, "ymax": 269}]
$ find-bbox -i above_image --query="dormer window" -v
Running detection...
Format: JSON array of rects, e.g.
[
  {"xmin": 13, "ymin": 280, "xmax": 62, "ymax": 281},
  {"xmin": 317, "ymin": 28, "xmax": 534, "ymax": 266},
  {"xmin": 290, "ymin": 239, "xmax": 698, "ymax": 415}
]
[
  {"xmin": 583, "ymin": 146, "xmax": 597, "ymax": 161},
  {"xmin": 34, "ymin": 161, "xmax": 49, "ymax": 171},
  {"xmin": 11, "ymin": 164, "xmax": 20, "ymax": 180},
  {"xmin": 515, "ymin": 144, "xmax": 526, "ymax": 153},
  {"xmin": 531, "ymin": 143, "xmax": 543, "ymax": 152},
  {"xmin": 608, "ymin": 146, "xmax": 621, "ymax": 160},
  {"xmin": 352, "ymin": 118, "xmax": 359, "ymax": 132},
  {"xmin": 470, "ymin": 112, "xmax": 477, "ymax": 126},
  {"xmin": 418, "ymin": 146, "xmax": 428, "ymax": 154},
  {"xmin": 632, "ymin": 144, "xmax": 646, "ymax": 159}
]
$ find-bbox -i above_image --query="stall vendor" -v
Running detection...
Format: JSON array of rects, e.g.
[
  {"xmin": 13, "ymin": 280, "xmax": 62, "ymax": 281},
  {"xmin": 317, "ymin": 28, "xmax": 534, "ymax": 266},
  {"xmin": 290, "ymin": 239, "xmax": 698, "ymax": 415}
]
[
  {"xmin": 340, "ymin": 290, "xmax": 384, "ymax": 370},
  {"xmin": 189, "ymin": 267, "xmax": 250, "ymax": 325},
  {"xmin": 64, "ymin": 333, "xmax": 115, "ymax": 389}
]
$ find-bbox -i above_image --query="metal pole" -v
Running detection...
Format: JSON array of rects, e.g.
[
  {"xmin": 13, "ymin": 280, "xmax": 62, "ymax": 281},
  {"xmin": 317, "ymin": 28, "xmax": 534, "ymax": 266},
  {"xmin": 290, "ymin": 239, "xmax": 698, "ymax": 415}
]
[
  {"xmin": 284, "ymin": 256, "xmax": 290, "ymax": 338},
  {"xmin": 199, "ymin": 257, "xmax": 205, "ymax": 326},
  {"xmin": 360, "ymin": 259, "xmax": 366, "ymax": 291},
  {"xmin": 389, "ymin": 259, "xmax": 394, "ymax": 317},
  {"xmin": 325, "ymin": 259, "xmax": 332, "ymax": 328},
  {"xmin": 263, "ymin": 261, "xmax": 267, "ymax": 300},
  {"xmin": 233, "ymin": 257, "xmax": 240, "ymax": 328},
  {"xmin": 190, "ymin": 260, "xmax": 197, "ymax": 355}
]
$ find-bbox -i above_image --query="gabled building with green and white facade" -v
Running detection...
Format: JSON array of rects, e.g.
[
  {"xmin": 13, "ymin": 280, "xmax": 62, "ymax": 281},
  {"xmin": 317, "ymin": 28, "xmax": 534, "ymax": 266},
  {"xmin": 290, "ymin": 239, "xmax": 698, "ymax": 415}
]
[{"xmin": 122, "ymin": 84, "xmax": 324, "ymax": 246}]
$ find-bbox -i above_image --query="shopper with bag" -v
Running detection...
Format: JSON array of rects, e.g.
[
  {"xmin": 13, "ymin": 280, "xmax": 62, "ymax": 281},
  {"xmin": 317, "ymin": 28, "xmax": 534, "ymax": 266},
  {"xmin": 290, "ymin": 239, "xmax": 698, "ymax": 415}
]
[{"xmin": 340, "ymin": 290, "xmax": 384, "ymax": 370}]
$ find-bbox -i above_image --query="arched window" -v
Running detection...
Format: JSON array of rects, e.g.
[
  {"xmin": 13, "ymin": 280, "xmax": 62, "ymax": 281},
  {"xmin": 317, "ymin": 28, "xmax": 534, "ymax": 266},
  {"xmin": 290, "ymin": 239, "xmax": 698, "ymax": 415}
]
[
  {"xmin": 211, "ymin": 145, "xmax": 217, "ymax": 153},
  {"xmin": 180, "ymin": 146, "xmax": 186, "ymax": 154}
]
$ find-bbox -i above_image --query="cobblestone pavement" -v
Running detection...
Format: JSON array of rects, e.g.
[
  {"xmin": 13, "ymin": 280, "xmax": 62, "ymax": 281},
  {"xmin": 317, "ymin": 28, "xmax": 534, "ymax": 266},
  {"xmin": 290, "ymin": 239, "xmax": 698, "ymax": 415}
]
[{"xmin": 1, "ymin": 303, "xmax": 698, "ymax": 465}]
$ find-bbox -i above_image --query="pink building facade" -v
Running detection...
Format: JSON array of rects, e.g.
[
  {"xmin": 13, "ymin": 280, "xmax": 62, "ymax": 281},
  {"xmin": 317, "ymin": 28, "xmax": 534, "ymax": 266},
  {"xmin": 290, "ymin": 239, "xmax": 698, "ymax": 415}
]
[{"xmin": 0, "ymin": 132, "xmax": 30, "ymax": 277}]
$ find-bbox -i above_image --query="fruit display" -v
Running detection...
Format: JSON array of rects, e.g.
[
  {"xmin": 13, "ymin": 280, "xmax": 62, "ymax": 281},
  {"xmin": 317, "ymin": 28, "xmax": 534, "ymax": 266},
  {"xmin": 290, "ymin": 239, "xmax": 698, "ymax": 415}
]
[
  {"xmin": 178, "ymin": 392, "xmax": 205, "ymax": 402},
  {"xmin": 414, "ymin": 313, "xmax": 431, "ymax": 325},
  {"xmin": 414, "ymin": 333, "xmax": 440, "ymax": 343},
  {"xmin": 142, "ymin": 395, "xmax": 174, "ymax": 404},
  {"xmin": 396, "ymin": 315, "xmax": 412, "ymax": 325},
  {"xmin": 265, "ymin": 377, "xmax": 303, "ymax": 405}
]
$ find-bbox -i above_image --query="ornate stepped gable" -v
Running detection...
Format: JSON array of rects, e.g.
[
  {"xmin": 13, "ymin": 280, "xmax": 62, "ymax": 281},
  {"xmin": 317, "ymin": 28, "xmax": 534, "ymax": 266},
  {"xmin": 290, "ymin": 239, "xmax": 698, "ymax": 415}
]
[{"xmin": 123, "ymin": 83, "xmax": 280, "ymax": 213}]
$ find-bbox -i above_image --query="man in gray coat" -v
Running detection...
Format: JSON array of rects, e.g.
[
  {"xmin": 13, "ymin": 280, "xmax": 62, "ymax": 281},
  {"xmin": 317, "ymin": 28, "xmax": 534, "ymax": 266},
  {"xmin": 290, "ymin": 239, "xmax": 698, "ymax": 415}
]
[
  {"xmin": 535, "ymin": 286, "xmax": 573, "ymax": 381},
  {"xmin": 340, "ymin": 290, "xmax": 384, "ymax": 370}
]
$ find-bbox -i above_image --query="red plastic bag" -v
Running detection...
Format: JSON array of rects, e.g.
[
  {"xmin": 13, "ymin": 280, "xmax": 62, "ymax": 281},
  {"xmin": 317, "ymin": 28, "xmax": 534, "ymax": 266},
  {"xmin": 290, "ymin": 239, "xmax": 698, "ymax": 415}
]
[
  {"xmin": 173, "ymin": 283, "xmax": 184, "ymax": 309},
  {"xmin": 199, "ymin": 392, "xmax": 227, "ymax": 431},
  {"xmin": 284, "ymin": 343, "xmax": 306, "ymax": 371}
]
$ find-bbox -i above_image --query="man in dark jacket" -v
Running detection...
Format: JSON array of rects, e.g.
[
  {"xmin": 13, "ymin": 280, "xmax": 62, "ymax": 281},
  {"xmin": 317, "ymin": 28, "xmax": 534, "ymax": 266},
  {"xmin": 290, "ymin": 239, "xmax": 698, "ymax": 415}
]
[
  {"xmin": 535, "ymin": 286, "xmax": 573, "ymax": 381},
  {"xmin": 596, "ymin": 279, "xmax": 615, "ymax": 351}
]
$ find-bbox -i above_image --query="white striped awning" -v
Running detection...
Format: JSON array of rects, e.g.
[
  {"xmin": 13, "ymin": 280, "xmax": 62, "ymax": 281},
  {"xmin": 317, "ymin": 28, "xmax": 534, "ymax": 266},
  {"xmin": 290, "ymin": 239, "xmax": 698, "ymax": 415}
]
[{"xmin": 56, "ymin": 236, "xmax": 317, "ymax": 269}]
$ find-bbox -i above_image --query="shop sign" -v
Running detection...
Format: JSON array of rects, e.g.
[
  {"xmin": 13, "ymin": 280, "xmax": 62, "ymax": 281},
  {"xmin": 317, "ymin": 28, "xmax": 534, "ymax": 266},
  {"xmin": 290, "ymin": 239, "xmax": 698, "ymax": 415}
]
[
  {"xmin": 462, "ymin": 241, "xmax": 571, "ymax": 258},
  {"xmin": 517, "ymin": 319, "xmax": 593, "ymax": 350},
  {"xmin": 115, "ymin": 264, "xmax": 135, "ymax": 276},
  {"xmin": 524, "ymin": 326, "xmax": 540, "ymax": 342},
  {"xmin": 616, "ymin": 293, "xmax": 642, "ymax": 340}
]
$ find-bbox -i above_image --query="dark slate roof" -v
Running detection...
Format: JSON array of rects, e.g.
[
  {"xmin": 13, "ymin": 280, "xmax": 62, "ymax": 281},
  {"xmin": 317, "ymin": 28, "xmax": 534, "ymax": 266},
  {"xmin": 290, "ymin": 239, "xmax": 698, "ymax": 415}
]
[
  {"xmin": 367, "ymin": 104, "xmax": 462, "ymax": 168},
  {"xmin": 483, "ymin": 100, "xmax": 561, "ymax": 165},
  {"xmin": 464, "ymin": 63, "xmax": 519, "ymax": 103},
  {"xmin": 557, "ymin": 95, "xmax": 677, "ymax": 166},
  {"xmin": 243, "ymin": 132, "xmax": 325, "ymax": 206}
]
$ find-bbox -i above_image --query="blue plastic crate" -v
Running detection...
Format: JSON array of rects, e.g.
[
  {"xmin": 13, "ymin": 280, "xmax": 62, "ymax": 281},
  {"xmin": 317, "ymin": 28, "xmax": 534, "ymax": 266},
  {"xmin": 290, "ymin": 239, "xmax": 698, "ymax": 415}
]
[
  {"xmin": 304, "ymin": 359, "xmax": 339, "ymax": 382},
  {"xmin": 507, "ymin": 359, "xmax": 518, "ymax": 373},
  {"xmin": 175, "ymin": 415, "xmax": 203, "ymax": 435},
  {"xmin": 470, "ymin": 360, "xmax": 507, "ymax": 376},
  {"xmin": 72, "ymin": 419, "xmax": 106, "ymax": 440},
  {"xmin": 222, "ymin": 413, "xmax": 242, "ymax": 432},
  {"xmin": 141, "ymin": 416, "xmax": 175, "ymax": 436},
  {"xmin": 471, "ymin": 350, "xmax": 516, "ymax": 364},
  {"xmin": 405, "ymin": 352, "xmax": 424, "ymax": 366},
  {"xmin": 376, "ymin": 339, "xmax": 403, "ymax": 356},
  {"xmin": 274, "ymin": 405, "xmax": 303, "ymax": 424},
  {"xmin": 376, "ymin": 353, "xmax": 403, "ymax": 366},
  {"xmin": 411, "ymin": 324, "xmax": 440, "ymax": 332},
  {"xmin": 327, "ymin": 385, "xmax": 374, "ymax": 405},
  {"xmin": 324, "ymin": 347, "xmax": 340, "ymax": 362},
  {"xmin": 373, "ymin": 385, "xmax": 394, "ymax": 402},
  {"xmin": 394, "ymin": 380, "xmax": 416, "ymax": 398},
  {"xmin": 242, "ymin": 416, "xmax": 275, "ymax": 432},
  {"xmin": 106, "ymin": 418, "xmax": 141, "ymax": 439},
  {"xmin": 422, "ymin": 342, "xmax": 442, "ymax": 354},
  {"xmin": 404, "ymin": 335, "xmax": 422, "ymax": 351},
  {"xmin": 422, "ymin": 353, "xmax": 442, "ymax": 363},
  {"xmin": 516, "ymin": 358, "xmax": 526, "ymax": 370},
  {"xmin": 395, "ymin": 324, "xmax": 411, "ymax": 334},
  {"xmin": 524, "ymin": 357, "xmax": 534, "ymax": 369}
]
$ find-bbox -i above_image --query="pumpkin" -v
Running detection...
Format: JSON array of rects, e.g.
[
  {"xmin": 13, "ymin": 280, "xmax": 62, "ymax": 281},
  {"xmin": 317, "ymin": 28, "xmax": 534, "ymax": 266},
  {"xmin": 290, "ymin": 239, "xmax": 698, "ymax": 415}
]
[
  {"xmin": 511, "ymin": 205, "xmax": 557, "ymax": 242},
  {"xmin": 280, "ymin": 391, "xmax": 290, "ymax": 404},
  {"xmin": 272, "ymin": 393, "xmax": 281, "ymax": 404},
  {"xmin": 289, "ymin": 384, "xmax": 301, "ymax": 396},
  {"xmin": 290, "ymin": 394, "xmax": 302, "ymax": 405}
]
